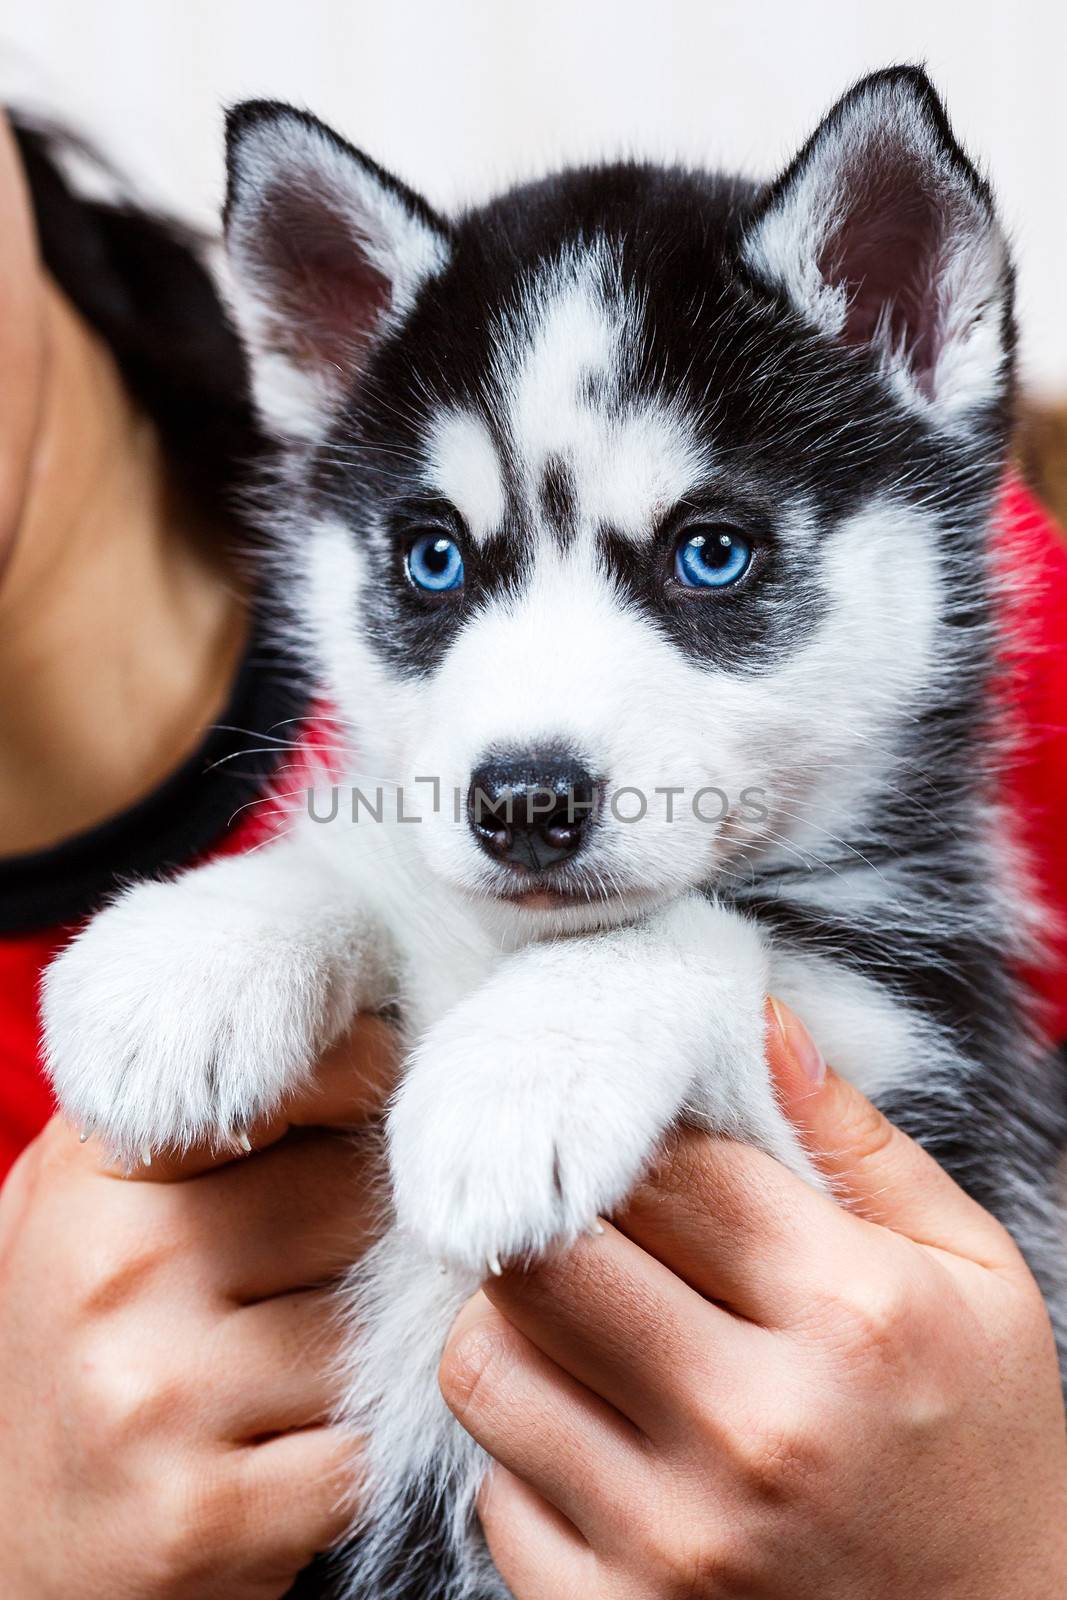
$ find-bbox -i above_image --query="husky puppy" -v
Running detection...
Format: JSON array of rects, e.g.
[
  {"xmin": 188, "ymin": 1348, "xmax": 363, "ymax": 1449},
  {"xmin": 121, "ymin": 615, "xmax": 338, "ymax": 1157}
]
[{"xmin": 43, "ymin": 66, "xmax": 1067, "ymax": 1600}]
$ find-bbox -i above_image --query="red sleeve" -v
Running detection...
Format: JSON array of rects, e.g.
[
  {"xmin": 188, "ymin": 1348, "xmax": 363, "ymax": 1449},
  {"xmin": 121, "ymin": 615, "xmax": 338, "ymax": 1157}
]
[
  {"xmin": 0, "ymin": 930, "xmax": 62, "ymax": 1176},
  {"xmin": 997, "ymin": 480, "xmax": 1067, "ymax": 1040},
  {"xmin": 0, "ymin": 712, "xmax": 337, "ymax": 1183}
]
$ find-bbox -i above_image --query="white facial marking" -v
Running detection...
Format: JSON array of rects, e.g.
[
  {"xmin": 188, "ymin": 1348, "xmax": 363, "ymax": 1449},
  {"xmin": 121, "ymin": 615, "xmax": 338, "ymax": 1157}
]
[
  {"xmin": 508, "ymin": 268, "xmax": 620, "ymax": 465},
  {"xmin": 816, "ymin": 498, "xmax": 943, "ymax": 700},
  {"xmin": 501, "ymin": 253, "xmax": 705, "ymax": 540},
  {"xmin": 694, "ymin": 495, "xmax": 944, "ymax": 873},
  {"xmin": 583, "ymin": 406, "xmax": 705, "ymax": 538},
  {"xmin": 424, "ymin": 410, "xmax": 505, "ymax": 543}
]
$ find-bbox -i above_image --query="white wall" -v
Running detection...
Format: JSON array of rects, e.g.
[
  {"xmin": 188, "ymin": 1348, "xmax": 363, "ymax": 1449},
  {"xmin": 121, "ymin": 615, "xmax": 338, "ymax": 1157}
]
[{"xmin": 5, "ymin": 0, "xmax": 1066, "ymax": 391}]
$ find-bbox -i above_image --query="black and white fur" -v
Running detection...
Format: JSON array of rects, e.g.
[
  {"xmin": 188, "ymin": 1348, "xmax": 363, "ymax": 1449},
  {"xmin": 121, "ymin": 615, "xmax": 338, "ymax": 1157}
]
[{"xmin": 43, "ymin": 67, "xmax": 1067, "ymax": 1600}]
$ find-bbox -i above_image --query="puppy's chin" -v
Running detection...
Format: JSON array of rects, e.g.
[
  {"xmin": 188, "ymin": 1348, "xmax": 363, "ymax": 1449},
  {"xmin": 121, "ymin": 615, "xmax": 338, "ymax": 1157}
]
[
  {"xmin": 454, "ymin": 871, "xmax": 673, "ymax": 937},
  {"xmin": 488, "ymin": 895, "xmax": 637, "ymax": 939}
]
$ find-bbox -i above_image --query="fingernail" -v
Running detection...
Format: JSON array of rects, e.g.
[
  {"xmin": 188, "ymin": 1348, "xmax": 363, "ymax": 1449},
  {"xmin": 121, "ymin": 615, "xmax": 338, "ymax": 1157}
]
[{"xmin": 769, "ymin": 996, "xmax": 826, "ymax": 1087}]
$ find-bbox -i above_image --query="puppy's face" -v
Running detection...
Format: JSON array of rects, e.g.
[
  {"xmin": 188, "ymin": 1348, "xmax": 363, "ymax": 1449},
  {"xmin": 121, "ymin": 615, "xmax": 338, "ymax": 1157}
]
[{"xmin": 225, "ymin": 70, "xmax": 1012, "ymax": 927}]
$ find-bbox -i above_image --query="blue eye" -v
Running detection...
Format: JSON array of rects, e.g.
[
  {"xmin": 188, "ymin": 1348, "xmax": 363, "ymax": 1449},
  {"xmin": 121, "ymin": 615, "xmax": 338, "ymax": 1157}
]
[
  {"xmin": 674, "ymin": 527, "xmax": 752, "ymax": 589},
  {"xmin": 407, "ymin": 532, "xmax": 465, "ymax": 593}
]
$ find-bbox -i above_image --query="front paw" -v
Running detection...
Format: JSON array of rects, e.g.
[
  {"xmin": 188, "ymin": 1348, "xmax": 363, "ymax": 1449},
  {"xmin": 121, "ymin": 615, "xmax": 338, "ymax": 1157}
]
[
  {"xmin": 42, "ymin": 875, "xmax": 353, "ymax": 1163},
  {"xmin": 389, "ymin": 993, "xmax": 662, "ymax": 1273}
]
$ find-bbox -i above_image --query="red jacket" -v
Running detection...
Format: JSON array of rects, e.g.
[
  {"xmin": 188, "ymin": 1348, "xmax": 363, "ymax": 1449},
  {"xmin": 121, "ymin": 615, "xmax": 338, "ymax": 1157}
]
[{"xmin": 1, "ymin": 483, "xmax": 1066, "ymax": 1183}]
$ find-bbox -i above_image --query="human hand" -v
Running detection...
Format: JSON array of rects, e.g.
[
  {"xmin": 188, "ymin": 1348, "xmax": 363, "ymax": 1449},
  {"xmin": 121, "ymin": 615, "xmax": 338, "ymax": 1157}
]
[
  {"xmin": 0, "ymin": 1015, "xmax": 396, "ymax": 1600},
  {"xmin": 441, "ymin": 1002, "xmax": 1067, "ymax": 1598}
]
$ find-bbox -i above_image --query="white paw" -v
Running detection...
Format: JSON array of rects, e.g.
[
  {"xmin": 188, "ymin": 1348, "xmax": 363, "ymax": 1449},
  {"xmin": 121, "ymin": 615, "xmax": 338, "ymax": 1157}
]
[
  {"xmin": 388, "ymin": 984, "xmax": 667, "ymax": 1273},
  {"xmin": 42, "ymin": 872, "xmax": 356, "ymax": 1163}
]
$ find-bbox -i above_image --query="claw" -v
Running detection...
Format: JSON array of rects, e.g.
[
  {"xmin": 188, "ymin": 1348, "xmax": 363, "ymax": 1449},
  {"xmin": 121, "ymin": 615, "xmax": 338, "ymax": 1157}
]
[
  {"xmin": 236, "ymin": 1129, "xmax": 253, "ymax": 1154},
  {"xmin": 487, "ymin": 1254, "xmax": 503, "ymax": 1278},
  {"xmin": 78, "ymin": 1127, "xmax": 91, "ymax": 1144},
  {"xmin": 141, "ymin": 1145, "xmax": 152, "ymax": 1168},
  {"xmin": 585, "ymin": 1219, "xmax": 605, "ymax": 1237}
]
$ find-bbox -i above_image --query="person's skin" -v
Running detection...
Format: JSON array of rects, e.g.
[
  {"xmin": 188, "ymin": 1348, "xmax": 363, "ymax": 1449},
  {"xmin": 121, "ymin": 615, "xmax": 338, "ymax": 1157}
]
[
  {"xmin": 443, "ymin": 1005, "xmax": 1067, "ymax": 1597},
  {"xmin": 0, "ymin": 1020, "xmax": 397, "ymax": 1599},
  {"xmin": 2, "ymin": 106, "xmax": 1067, "ymax": 1596},
  {"xmin": 0, "ymin": 115, "xmax": 245, "ymax": 855}
]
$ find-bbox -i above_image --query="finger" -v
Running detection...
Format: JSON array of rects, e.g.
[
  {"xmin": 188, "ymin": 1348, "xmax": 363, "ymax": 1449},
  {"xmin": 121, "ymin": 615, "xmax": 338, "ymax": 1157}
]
[
  {"xmin": 479, "ymin": 1466, "xmax": 600, "ymax": 1600},
  {"xmin": 767, "ymin": 996, "xmax": 1015, "ymax": 1262},
  {"xmin": 201, "ymin": 1131, "xmax": 383, "ymax": 1301},
  {"xmin": 217, "ymin": 1289, "xmax": 346, "ymax": 1439},
  {"xmin": 288, "ymin": 1015, "xmax": 399, "ymax": 1127},
  {"xmin": 235, "ymin": 1424, "xmax": 361, "ymax": 1568},
  {"xmin": 440, "ymin": 1293, "xmax": 646, "ymax": 1542},
  {"xmin": 484, "ymin": 1223, "xmax": 760, "ymax": 1439},
  {"xmin": 115, "ymin": 1014, "xmax": 399, "ymax": 1182},
  {"xmin": 617, "ymin": 1124, "xmax": 855, "ymax": 1328}
]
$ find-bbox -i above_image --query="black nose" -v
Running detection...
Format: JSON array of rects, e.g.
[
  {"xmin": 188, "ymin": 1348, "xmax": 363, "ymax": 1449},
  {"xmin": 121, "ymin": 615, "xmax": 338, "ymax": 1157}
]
[{"xmin": 467, "ymin": 752, "xmax": 598, "ymax": 872}]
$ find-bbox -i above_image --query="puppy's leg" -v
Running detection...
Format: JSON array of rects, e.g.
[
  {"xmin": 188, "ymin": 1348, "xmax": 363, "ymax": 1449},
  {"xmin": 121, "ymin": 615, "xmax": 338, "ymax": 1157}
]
[
  {"xmin": 42, "ymin": 839, "xmax": 395, "ymax": 1162},
  {"xmin": 351, "ymin": 895, "xmax": 821, "ymax": 1599},
  {"xmin": 390, "ymin": 893, "xmax": 819, "ymax": 1274},
  {"xmin": 332, "ymin": 1231, "xmax": 499, "ymax": 1600}
]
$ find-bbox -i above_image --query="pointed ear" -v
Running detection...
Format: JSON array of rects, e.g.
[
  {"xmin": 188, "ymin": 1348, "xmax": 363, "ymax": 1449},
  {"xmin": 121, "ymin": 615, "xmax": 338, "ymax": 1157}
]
[
  {"xmin": 223, "ymin": 100, "xmax": 451, "ymax": 440},
  {"xmin": 741, "ymin": 66, "xmax": 1013, "ymax": 423}
]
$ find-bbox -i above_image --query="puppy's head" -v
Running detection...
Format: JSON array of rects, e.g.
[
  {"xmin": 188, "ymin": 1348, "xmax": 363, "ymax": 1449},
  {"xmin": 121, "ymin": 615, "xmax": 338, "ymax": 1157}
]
[{"xmin": 224, "ymin": 67, "xmax": 1013, "ymax": 928}]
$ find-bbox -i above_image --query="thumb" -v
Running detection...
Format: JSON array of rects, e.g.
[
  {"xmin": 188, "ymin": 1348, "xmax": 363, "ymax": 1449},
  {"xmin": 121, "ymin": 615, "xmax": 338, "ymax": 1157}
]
[{"xmin": 765, "ymin": 997, "xmax": 1011, "ymax": 1261}]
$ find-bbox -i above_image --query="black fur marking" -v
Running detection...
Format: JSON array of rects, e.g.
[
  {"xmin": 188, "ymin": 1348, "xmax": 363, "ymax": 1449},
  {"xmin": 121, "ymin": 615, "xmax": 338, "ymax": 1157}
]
[
  {"xmin": 599, "ymin": 490, "xmax": 827, "ymax": 672},
  {"xmin": 285, "ymin": 1487, "xmax": 501, "ymax": 1600},
  {"xmin": 740, "ymin": 876, "xmax": 1011, "ymax": 1048},
  {"xmin": 578, "ymin": 364, "xmax": 613, "ymax": 411},
  {"xmin": 537, "ymin": 453, "xmax": 578, "ymax": 545}
]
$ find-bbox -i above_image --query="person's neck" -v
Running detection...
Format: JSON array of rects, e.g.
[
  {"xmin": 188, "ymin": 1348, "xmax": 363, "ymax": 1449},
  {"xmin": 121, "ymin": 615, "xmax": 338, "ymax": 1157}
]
[{"xmin": 0, "ymin": 281, "xmax": 247, "ymax": 855}]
